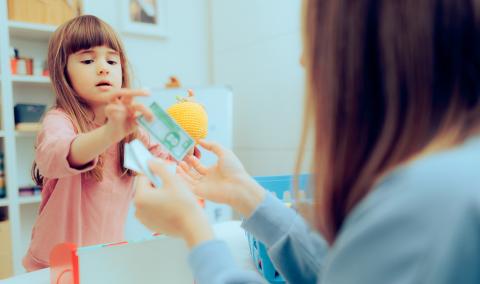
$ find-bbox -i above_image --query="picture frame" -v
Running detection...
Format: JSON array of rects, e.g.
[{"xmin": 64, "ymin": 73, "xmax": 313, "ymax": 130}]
[{"xmin": 121, "ymin": 0, "xmax": 167, "ymax": 38}]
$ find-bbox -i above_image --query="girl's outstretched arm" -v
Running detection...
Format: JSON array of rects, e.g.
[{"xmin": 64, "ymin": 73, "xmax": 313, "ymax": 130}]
[
  {"xmin": 68, "ymin": 89, "xmax": 152, "ymax": 168},
  {"xmin": 67, "ymin": 122, "xmax": 121, "ymax": 168}
]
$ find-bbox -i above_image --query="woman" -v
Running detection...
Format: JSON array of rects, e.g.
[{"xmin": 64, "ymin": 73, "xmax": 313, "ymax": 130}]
[{"xmin": 135, "ymin": 0, "xmax": 480, "ymax": 283}]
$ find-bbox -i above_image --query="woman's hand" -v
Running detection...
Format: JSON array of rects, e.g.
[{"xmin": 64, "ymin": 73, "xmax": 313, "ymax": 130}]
[
  {"xmin": 134, "ymin": 160, "xmax": 214, "ymax": 248},
  {"xmin": 104, "ymin": 89, "xmax": 153, "ymax": 142},
  {"xmin": 179, "ymin": 140, "xmax": 266, "ymax": 217}
]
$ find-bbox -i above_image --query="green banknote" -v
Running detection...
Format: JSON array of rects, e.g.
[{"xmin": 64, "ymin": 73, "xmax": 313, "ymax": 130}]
[{"xmin": 137, "ymin": 102, "xmax": 194, "ymax": 161}]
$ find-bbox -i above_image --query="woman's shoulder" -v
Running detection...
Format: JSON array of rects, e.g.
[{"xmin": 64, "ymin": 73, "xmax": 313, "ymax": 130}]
[
  {"xmin": 335, "ymin": 138, "xmax": 480, "ymax": 282},
  {"xmin": 361, "ymin": 136, "xmax": 480, "ymax": 215},
  {"xmin": 343, "ymin": 136, "xmax": 480, "ymax": 246},
  {"xmin": 397, "ymin": 136, "xmax": 480, "ymax": 202},
  {"xmin": 326, "ymin": 144, "xmax": 480, "ymax": 283}
]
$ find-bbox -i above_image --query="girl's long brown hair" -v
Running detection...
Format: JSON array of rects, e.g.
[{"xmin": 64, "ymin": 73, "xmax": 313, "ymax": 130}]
[
  {"xmin": 296, "ymin": 0, "xmax": 480, "ymax": 243},
  {"xmin": 32, "ymin": 15, "xmax": 137, "ymax": 185}
]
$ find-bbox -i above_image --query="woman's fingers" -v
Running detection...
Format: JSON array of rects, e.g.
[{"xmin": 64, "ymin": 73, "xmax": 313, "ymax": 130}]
[
  {"xmin": 177, "ymin": 167, "xmax": 196, "ymax": 186},
  {"xmin": 178, "ymin": 161, "xmax": 191, "ymax": 173},
  {"xmin": 148, "ymin": 159, "xmax": 177, "ymax": 185},
  {"xmin": 134, "ymin": 175, "xmax": 156, "ymax": 204},
  {"xmin": 178, "ymin": 160, "xmax": 202, "ymax": 181},
  {"xmin": 197, "ymin": 140, "xmax": 224, "ymax": 158},
  {"xmin": 186, "ymin": 155, "xmax": 208, "ymax": 175},
  {"xmin": 135, "ymin": 175, "xmax": 150, "ymax": 191}
]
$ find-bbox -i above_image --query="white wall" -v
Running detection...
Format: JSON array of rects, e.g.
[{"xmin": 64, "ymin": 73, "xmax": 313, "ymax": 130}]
[
  {"xmin": 83, "ymin": 0, "xmax": 210, "ymax": 89},
  {"xmin": 86, "ymin": 0, "xmax": 311, "ymax": 175},
  {"xmin": 210, "ymin": 0, "xmax": 311, "ymax": 176}
]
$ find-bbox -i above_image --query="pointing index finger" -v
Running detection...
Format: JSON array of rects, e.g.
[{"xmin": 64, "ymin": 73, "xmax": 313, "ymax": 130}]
[{"xmin": 105, "ymin": 89, "xmax": 150, "ymax": 103}]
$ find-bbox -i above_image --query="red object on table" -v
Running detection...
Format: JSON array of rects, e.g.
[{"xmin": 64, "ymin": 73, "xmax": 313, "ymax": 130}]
[{"xmin": 50, "ymin": 243, "xmax": 79, "ymax": 284}]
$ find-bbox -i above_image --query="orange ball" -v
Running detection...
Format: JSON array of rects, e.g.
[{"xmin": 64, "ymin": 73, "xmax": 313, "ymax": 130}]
[{"xmin": 166, "ymin": 91, "xmax": 208, "ymax": 141}]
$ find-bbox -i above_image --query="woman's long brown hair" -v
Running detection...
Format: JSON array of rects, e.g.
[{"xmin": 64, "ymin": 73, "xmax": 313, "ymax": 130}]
[
  {"xmin": 32, "ymin": 15, "xmax": 137, "ymax": 185},
  {"xmin": 296, "ymin": 0, "xmax": 480, "ymax": 243}
]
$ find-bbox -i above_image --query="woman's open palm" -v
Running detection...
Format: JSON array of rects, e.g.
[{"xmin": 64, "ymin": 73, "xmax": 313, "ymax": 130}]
[{"xmin": 179, "ymin": 140, "xmax": 250, "ymax": 206}]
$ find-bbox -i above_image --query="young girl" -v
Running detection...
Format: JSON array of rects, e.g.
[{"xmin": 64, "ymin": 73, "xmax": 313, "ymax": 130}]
[{"xmin": 23, "ymin": 15, "xmax": 170, "ymax": 271}]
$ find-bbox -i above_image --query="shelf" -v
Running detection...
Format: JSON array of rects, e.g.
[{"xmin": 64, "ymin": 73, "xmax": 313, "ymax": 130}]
[
  {"xmin": 8, "ymin": 21, "xmax": 57, "ymax": 41},
  {"xmin": 0, "ymin": 198, "xmax": 8, "ymax": 207},
  {"xmin": 12, "ymin": 75, "xmax": 50, "ymax": 85},
  {"xmin": 15, "ymin": 131, "xmax": 38, "ymax": 138},
  {"xmin": 18, "ymin": 195, "xmax": 41, "ymax": 205}
]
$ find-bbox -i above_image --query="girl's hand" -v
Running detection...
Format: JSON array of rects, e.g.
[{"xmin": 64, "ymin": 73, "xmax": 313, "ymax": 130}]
[
  {"xmin": 179, "ymin": 140, "xmax": 266, "ymax": 217},
  {"xmin": 134, "ymin": 160, "xmax": 214, "ymax": 248},
  {"xmin": 103, "ymin": 89, "xmax": 153, "ymax": 142}
]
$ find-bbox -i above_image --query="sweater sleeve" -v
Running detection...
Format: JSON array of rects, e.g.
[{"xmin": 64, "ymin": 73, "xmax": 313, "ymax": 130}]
[
  {"xmin": 189, "ymin": 193, "xmax": 329, "ymax": 284},
  {"xmin": 242, "ymin": 193, "xmax": 328, "ymax": 283},
  {"xmin": 35, "ymin": 110, "xmax": 98, "ymax": 178},
  {"xmin": 189, "ymin": 240, "xmax": 266, "ymax": 284}
]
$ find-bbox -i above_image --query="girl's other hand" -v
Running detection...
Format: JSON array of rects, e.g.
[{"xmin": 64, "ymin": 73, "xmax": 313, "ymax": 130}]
[
  {"xmin": 134, "ymin": 161, "xmax": 214, "ymax": 248},
  {"xmin": 179, "ymin": 140, "xmax": 266, "ymax": 217},
  {"xmin": 104, "ymin": 88, "xmax": 152, "ymax": 141}
]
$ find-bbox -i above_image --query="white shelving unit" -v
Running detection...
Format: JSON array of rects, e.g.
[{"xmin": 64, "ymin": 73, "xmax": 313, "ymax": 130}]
[
  {"xmin": 15, "ymin": 131, "xmax": 38, "ymax": 138},
  {"xmin": 0, "ymin": 0, "xmax": 55, "ymax": 275},
  {"xmin": 12, "ymin": 75, "xmax": 50, "ymax": 84},
  {"xmin": 0, "ymin": 198, "xmax": 8, "ymax": 207},
  {"xmin": 18, "ymin": 195, "xmax": 42, "ymax": 205},
  {"xmin": 8, "ymin": 20, "xmax": 57, "ymax": 41}
]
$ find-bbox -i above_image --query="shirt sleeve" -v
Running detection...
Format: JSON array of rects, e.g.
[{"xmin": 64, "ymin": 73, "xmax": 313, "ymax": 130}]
[
  {"xmin": 35, "ymin": 110, "xmax": 98, "ymax": 179},
  {"xmin": 188, "ymin": 193, "xmax": 328, "ymax": 284},
  {"xmin": 189, "ymin": 240, "xmax": 266, "ymax": 284},
  {"xmin": 242, "ymin": 193, "xmax": 328, "ymax": 284}
]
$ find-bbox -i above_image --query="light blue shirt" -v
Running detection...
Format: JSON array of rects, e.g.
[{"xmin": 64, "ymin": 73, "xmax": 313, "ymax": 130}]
[{"xmin": 189, "ymin": 137, "xmax": 480, "ymax": 284}]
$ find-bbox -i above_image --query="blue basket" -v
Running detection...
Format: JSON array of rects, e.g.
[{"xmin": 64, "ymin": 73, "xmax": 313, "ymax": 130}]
[{"xmin": 247, "ymin": 174, "xmax": 310, "ymax": 284}]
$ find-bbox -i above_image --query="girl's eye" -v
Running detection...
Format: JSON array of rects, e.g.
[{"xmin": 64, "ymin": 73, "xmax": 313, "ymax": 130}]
[
  {"xmin": 81, "ymin": 59, "xmax": 94, "ymax": 64},
  {"xmin": 107, "ymin": 60, "xmax": 118, "ymax": 65}
]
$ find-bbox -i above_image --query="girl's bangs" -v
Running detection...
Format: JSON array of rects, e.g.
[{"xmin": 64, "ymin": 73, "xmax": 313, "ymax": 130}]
[{"xmin": 63, "ymin": 17, "xmax": 121, "ymax": 55}]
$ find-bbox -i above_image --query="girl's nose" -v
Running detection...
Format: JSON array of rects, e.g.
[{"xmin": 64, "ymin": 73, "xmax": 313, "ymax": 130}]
[{"xmin": 97, "ymin": 68, "xmax": 109, "ymax": 75}]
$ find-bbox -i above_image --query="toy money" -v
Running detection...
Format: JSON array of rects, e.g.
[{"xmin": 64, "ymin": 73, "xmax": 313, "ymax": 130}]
[
  {"xmin": 137, "ymin": 102, "xmax": 195, "ymax": 161},
  {"xmin": 124, "ymin": 139, "xmax": 163, "ymax": 188}
]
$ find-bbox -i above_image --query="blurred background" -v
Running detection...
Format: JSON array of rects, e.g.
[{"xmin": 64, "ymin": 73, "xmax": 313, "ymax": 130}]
[{"xmin": 0, "ymin": 0, "xmax": 309, "ymax": 277}]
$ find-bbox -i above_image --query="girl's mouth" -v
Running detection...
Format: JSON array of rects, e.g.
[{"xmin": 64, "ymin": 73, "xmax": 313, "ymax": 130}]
[{"xmin": 96, "ymin": 81, "xmax": 113, "ymax": 91}]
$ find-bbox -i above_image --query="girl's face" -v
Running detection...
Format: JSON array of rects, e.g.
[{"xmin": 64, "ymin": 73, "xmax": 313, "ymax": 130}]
[{"xmin": 67, "ymin": 45, "xmax": 123, "ymax": 106}]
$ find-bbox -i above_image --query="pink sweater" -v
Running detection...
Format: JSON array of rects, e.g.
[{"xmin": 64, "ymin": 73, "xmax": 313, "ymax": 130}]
[{"xmin": 23, "ymin": 109, "xmax": 168, "ymax": 271}]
